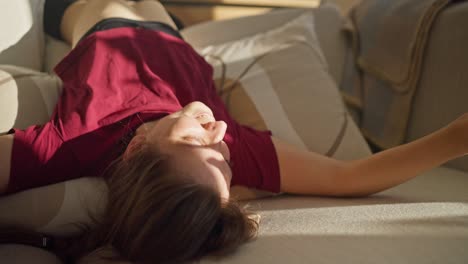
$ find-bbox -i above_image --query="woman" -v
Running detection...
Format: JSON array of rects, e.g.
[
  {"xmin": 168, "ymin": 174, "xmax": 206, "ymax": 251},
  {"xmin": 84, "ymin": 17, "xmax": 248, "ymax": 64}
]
[{"xmin": 0, "ymin": 0, "xmax": 467, "ymax": 263}]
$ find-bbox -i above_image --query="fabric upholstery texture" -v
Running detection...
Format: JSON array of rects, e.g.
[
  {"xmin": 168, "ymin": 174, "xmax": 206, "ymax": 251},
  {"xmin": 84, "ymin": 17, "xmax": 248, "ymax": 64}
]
[
  {"xmin": 406, "ymin": 1, "xmax": 468, "ymax": 172},
  {"xmin": 341, "ymin": 0, "xmax": 468, "ymax": 172},
  {"xmin": 0, "ymin": 0, "xmax": 45, "ymax": 71},
  {"xmin": 343, "ymin": 0, "xmax": 455, "ymax": 149},
  {"xmin": 182, "ymin": 3, "xmax": 347, "ymax": 87},
  {"xmin": 0, "ymin": 177, "xmax": 107, "ymax": 235},
  {"xmin": 0, "ymin": 65, "xmax": 62, "ymax": 134}
]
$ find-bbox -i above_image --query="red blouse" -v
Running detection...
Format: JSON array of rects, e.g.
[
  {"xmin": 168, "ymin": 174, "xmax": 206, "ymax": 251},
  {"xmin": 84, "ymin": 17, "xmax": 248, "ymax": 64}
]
[{"xmin": 6, "ymin": 27, "xmax": 280, "ymax": 195}]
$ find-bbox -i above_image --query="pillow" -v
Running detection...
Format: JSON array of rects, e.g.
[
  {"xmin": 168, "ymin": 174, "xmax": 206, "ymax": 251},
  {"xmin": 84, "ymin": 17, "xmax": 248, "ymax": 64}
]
[
  {"xmin": 0, "ymin": 0, "xmax": 46, "ymax": 71},
  {"xmin": 196, "ymin": 11, "xmax": 372, "ymax": 160},
  {"xmin": 0, "ymin": 65, "xmax": 62, "ymax": 134},
  {"xmin": 0, "ymin": 177, "xmax": 107, "ymax": 236}
]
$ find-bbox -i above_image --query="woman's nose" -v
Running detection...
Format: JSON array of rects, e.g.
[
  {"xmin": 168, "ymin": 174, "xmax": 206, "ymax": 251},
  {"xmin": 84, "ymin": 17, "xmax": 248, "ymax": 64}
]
[{"xmin": 201, "ymin": 122, "xmax": 215, "ymax": 130}]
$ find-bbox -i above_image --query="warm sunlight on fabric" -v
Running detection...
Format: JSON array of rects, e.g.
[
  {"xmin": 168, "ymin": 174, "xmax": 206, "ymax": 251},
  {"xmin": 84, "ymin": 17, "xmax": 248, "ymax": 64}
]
[
  {"xmin": 0, "ymin": 0, "xmax": 34, "ymax": 51},
  {"xmin": 0, "ymin": 71, "xmax": 19, "ymax": 133},
  {"xmin": 256, "ymin": 202, "xmax": 468, "ymax": 236}
]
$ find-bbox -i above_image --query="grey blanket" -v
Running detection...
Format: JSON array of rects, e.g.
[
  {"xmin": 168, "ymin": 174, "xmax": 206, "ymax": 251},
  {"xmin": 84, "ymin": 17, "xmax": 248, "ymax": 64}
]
[{"xmin": 341, "ymin": 0, "xmax": 456, "ymax": 148}]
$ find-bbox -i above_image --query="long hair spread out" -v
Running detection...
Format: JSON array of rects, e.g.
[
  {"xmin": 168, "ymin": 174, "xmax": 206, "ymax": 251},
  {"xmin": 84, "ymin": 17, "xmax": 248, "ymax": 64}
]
[{"xmin": 57, "ymin": 143, "xmax": 260, "ymax": 263}]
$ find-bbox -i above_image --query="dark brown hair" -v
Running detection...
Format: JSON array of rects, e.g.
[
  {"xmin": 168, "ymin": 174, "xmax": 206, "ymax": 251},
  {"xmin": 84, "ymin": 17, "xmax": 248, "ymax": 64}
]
[{"xmin": 57, "ymin": 142, "xmax": 259, "ymax": 263}]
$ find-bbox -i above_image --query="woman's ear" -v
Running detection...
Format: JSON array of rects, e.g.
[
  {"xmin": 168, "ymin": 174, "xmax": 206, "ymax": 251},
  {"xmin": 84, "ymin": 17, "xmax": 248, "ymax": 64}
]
[{"xmin": 123, "ymin": 134, "xmax": 146, "ymax": 161}]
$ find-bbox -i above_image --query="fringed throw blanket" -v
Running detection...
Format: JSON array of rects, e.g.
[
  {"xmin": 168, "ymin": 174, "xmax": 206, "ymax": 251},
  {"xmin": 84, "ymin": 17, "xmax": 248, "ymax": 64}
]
[{"xmin": 341, "ymin": 0, "xmax": 457, "ymax": 149}]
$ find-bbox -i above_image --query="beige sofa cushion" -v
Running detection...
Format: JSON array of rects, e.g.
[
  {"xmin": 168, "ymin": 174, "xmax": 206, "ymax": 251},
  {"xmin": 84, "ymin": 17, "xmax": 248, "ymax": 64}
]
[
  {"xmin": 0, "ymin": 0, "xmax": 45, "ymax": 71},
  {"xmin": 196, "ymin": 11, "xmax": 371, "ymax": 160},
  {"xmin": 0, "ymin": 65, "xmax": 62, "ymax": 134},
  {"xmin": 182, "ymin": 3, "xmax": 347, "ymax": 87},
  {"xmin": 0, "ymin": 177, "xmax": 106, "ymax": 235}
]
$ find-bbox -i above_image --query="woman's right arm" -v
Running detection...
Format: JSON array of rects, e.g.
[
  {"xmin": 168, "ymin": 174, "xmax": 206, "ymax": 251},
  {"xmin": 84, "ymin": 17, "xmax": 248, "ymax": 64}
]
[
  {"xmin": 0, "ymin": 134, "xmax": 14, "ymax": 194},
  {"xmin": 274, "ymin": 113, "xmax": 468, "ymax": 197}
]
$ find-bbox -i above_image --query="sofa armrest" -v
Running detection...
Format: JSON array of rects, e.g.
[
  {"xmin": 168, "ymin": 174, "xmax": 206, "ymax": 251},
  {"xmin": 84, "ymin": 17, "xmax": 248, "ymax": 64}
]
[{"xmin": 405, "ymin": 2, "xmax": 468, "ymax": 172}]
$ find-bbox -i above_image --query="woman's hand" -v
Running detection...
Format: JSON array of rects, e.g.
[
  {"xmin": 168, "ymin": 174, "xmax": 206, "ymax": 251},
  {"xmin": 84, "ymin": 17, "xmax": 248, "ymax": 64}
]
[{"xmin": 443, "ymin": 113, "xmax": 468, "ymax": 157}]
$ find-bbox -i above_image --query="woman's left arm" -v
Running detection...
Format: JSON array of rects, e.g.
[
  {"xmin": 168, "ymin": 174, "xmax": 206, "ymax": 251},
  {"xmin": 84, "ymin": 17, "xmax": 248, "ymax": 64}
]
[{"xmin": 274, "ymin": 113, "xmax": 468, "ymax": 198}]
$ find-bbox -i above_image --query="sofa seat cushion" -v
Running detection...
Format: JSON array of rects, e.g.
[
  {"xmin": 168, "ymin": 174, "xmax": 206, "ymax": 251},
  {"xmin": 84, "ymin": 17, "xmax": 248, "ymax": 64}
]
[{"xmin": 199, "ymin": 165, "xmax": 468, "ymax": 263}]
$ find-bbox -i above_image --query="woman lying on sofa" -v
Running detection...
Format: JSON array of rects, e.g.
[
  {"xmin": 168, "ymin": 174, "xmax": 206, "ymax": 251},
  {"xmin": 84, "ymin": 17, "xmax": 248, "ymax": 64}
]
[{"xmin": 0, "ymin": 0, "xmax": 467, "ymax": 263}]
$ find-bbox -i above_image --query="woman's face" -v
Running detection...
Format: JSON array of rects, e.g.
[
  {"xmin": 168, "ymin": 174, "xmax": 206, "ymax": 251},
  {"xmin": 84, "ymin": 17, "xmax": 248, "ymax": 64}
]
[{"xmin": 135, "ymin": 101, "xmax": 232, "ymax": 199}]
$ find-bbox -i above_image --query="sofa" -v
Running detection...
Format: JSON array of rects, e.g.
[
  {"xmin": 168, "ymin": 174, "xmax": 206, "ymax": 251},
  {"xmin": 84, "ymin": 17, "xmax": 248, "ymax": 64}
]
[{"xmin": 1, "ymin": 0, "xmax": 467, "ymax": 263}]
